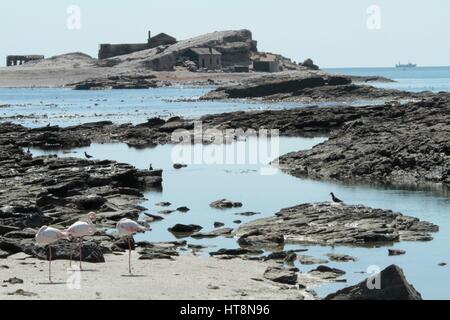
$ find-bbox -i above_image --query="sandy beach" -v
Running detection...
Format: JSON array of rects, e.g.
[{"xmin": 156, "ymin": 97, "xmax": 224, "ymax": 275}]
[{"xmin": 0, "ymin": 252, "xmax": 313, "ymax": 300}]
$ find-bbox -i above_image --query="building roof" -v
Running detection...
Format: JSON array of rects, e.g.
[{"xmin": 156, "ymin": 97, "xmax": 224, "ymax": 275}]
[
  {"xmin": 151, "ymin": 33, "xmax": 177, "ymax": 41},
  {"xmin": 189, "ymin": 47, "xmax": 222, "ymax": 56}
]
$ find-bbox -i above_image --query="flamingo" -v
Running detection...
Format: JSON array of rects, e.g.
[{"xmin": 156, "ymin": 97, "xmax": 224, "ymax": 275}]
[
  {"xmin": 35, "ymin": 226, "xmax": 69, "ymax": 282},
  {"xmin": 67, "ymin": 212, "xmax": 97, "ymax": 270},
  {"xmin": 117, "ymin": 218, "xmax": 149, "ymax": 274}
]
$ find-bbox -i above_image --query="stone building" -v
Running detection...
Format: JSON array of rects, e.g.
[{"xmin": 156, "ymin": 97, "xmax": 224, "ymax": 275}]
[
  {"xmin": 6, "ymin": 55, "xmax": 44, "ymax": 67},
  {"xmin": 98, "ymin": 31, "xmax": 177, "ymax": 59},
  {"xmin": 253, "ymin": 53, "xmax": 281, "ymax": 73},
  {"xmin": 185, "ymin": 48, "xmax": 222, "ymax": 70}
]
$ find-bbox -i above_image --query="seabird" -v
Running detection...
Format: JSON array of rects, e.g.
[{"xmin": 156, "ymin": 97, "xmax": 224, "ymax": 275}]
[
  {"xmin": 330, "ymin": 192, "xmax": 344, "ymax": 203},
  {"xmin": 149, "ymin": 164, "xmax": 153, "ymax": 171},
  {"xmin": 84, "ymin": 151, "xmax": 93, "ymax": 159}
]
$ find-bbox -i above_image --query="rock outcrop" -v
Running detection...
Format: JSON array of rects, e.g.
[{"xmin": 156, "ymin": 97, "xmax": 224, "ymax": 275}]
[
  {"xmin": 0, "ymin": 123, "xmax": 162, "ymax": 259},
  {"xmin": 200, "ymin": 71, "xmax": 432, "ymax": 102},
  {"xmin": 278, "ymin": 96, "xmax": 450, "ymax": 187},
  {"xmin": 325, "ymin": 265, "xmax": 422, "ymax": 300},
  {"xmin": 235, "ymin": 202, "xmax": 438, "ymax": 247}
]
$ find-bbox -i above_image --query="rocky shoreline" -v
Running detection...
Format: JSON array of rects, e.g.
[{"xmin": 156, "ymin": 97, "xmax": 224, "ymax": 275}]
[
  {"xmin": 200, "ymin": 72, "xmax": 438, "ymax": 103},
  {"xmin": 1, "ymin": 90, "xmax": 449, "ymax": 299}
]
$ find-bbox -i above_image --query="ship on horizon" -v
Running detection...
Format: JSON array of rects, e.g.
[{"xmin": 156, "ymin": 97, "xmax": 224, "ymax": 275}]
[{"xmin": 396, "ymin": 61, "xmax": 417, "ymax": 68}]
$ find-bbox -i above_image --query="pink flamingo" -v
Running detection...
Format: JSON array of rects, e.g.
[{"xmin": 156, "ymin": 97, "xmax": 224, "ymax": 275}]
[
  {"xmin": 116, "ymin": 218, "xmax": 149, "ymax": 274},
  {"xmin": 67, "ymin": 212, "xmax": 97, "ymax": 270},
  {"xmin": 35, "ymin": 226, "xmax": 69, "ymax": 282}
]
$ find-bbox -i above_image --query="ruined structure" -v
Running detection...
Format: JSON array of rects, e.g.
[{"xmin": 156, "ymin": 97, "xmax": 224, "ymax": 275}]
[
  {"xmin": 98, "ymin": 31, "xmax": 177, "ymax": 59},
  {"xmin": 6, "ymin": 55, "xmax": 44, "ymax": 67},
  {"xmin": 253, "ymin": 53, "xmax": 281, "ymax": 72},
  {"xmin": 185, "ymin": 48, "xmax": 222, "ymax": 70}
]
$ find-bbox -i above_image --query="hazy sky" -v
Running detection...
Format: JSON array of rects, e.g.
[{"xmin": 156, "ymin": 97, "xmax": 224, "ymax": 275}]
[{"xmin": 1, "ymin": 0, "xmax": 449, "ymax": 67}]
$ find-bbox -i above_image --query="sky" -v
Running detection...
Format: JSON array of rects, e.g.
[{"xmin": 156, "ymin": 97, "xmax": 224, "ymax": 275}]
[{"xmin": 0, "ymin": 0, "xmax": 449, "ymax": 68}]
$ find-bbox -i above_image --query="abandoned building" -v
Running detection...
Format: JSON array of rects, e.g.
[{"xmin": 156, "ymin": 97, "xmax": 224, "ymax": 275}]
[
  {"xmin": 253, "ymin": 53, "xmax": 281, "ymax": 73},
  {"xmin": 233, "ymin": 65, "xmax": 250, "ymax": 73},
  {"xmin": 185, "ymin": 48, "xmax": 222, "ymax": 70},
  {"xmin": 6, "ymin": 55, "xmax": 44, "ymax": 67},
  {"xmin": 98, "ymin": 31, "xmax": 177, "ymax": 59}
]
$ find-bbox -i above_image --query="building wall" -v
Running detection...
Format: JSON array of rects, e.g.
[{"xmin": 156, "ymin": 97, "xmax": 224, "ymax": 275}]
[
  {"xmin": 99, "ymin": 43, "xmax": 149, "ymax": 60},
  {"xmin": 253, "ymin": 60, "xmax": 280, "ymax": 73},
  {"xmin": 6, "ymin": 55, "xmax": 44, "ymax": 66},
  {"xmin": 197, "ymin": 54, "xmax": 222, "ymax": 70}
]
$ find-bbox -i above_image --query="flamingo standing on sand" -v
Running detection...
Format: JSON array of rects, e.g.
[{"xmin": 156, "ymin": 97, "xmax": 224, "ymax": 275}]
[
  {"xmin": 117, "ymin": 218, "xmax": 149, "ymax": 274},
  {"xmin": 35, "ymin": 226, "xmax": 69, "ymax": 282},
  {"xmin": 67, "ymin": 212, "xmax": 97, "ymax": 270}
]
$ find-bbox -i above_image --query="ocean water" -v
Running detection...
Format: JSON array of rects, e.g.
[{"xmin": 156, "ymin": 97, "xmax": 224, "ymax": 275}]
[
  {"xmin": 0, "ymin": 87, "xmax": 382, "ymax": 128},
  {"xmin": 325, "ymin": 66, "xmax": 450, "ymax": 93}
]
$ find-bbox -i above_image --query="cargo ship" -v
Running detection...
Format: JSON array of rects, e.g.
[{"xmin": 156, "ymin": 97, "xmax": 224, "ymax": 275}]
[{"xmin": 396, "ymin": 61, "xmax": 417, "ymax": 68}]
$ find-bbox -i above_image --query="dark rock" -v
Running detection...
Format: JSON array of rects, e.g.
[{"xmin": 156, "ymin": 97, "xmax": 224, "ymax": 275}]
[
  {"xmin": 4, "ymin": 277, "xmax": 23, "ymax": 285},
  {"xmin": 301, "ymin": 58, "xmax": 319, "ymax": 70},
  {"xmin": 210, "ymin": 199, "xmax": 243, "ymax": 209},
  {"xmin": 388, "ymin": 249, "xmax": 406, "ymax": 256},
  {"xmin": 277, "ymin": 97, "xmax": 450, "ymax": 188},
  {"xmin": 168, "ymin": 224, "xmax": 203, "ymax": 234},
  {"xmin": 214, "ymin": 222, "xmax": 225, "ymax": 228},
  {"xmin": 210, "ymin": 248, "xmax": 263, "ymax": 257},
  {"xmin": 0, "ymin": 225, "xmax": 20, "ymax": 236},
  {"xmin": 235, "ymin": 211, "xmax": 260, "ymax": 217},
  {"xmin": 235, "ymin": 202, "xmax": 438, "ymax": 246},
  {"xmin": 438, "ymin": 262, "xmax": 447, "ymax": 267},
  {"xmin": 143, "ymin": 213, "xmax": 164, "ymax": 222},
  {"xmin": 138, "ymin": 247, "xmax": 179, "ymax": 260},
  {"xmin": 4, "ymin": 228, "xmax": 36, "ymax": 239},
  {"xmin": 28, "ymin": 241, "xmax": 105, "ymax": 263},
  {"xmin": 264, "ymin": 251, "xmax": 297, "ymax": 262},
  {"xmin": 298, "ymin": 255, "xmax": 329, "ymax": 265},
  {"xmin": 326, "ymin": 253, "xmax": 358, "ymax": 262},
  {"xmin": 263, "ymin": 266, "xmax": 298, "ymax": 285},
  {"xmin": 173, "ymin": 163, "xmax": 188, "ymax": 170},
  {"xmin": 0, "ymin": 250, "xmax": 9, "ymax": 259},
  {"xmin": 325, "ymin": 265, "xmax": 422, "ymax": 300},
  {"xmin": 191, "ymin": 228, "xmax": 233, "ymax": 239},
  {"xmin": 156, "ymin": 202, "xmax": 171, "ymax": 207},
  {"xmin": 7, "ymin": 289, "xmax": 37, "ymax": 297},
  {"xmin": 176, "ymin": 206, "xmax": 190, "ymax": 213},
  {"xmin": 158, "ymin": 210, "xmax": 175, "ymax": 215},
  {"xmin": 309, "ymin": 265, "xmax": 346, "ymax": 281},
  {"xmin": 69, "ymin": 195, "xmax": 106, "ymax": 210}
]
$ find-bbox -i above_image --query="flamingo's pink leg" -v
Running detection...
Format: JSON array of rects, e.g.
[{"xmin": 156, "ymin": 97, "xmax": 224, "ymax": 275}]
[
  {"xmin": 69, "ymin": 239, "xmax": 73, "ymax": 268},
  {"xmin": 128, "ymin": 236, "xmax": 132, "ymax": 274},
  {"xmin": 79, "ymin": 237, "xmax": 83, "ymax": 270},
  {"xmin": 48, "ymin": 245, "xmax": 51, "ymax": 282}
]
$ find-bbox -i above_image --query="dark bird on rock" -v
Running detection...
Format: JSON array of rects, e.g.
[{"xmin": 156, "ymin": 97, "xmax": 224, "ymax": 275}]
[
  {"xmin": 84, "ymin": 151, "xmax": 93, "ymax": 159},
  {"xmin": 330, "ymin": 192, "xmax": 344, "ymax": 203}
]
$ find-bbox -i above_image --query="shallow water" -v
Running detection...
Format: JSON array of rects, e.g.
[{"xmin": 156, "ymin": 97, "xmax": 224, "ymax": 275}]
[
  {"xmin": 30, "ymin": 137, "xmax": 450, "ymax": 300},
  {"xmin": 0, "ymin": 87, "xmax": 397, "ymax": 128}
]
